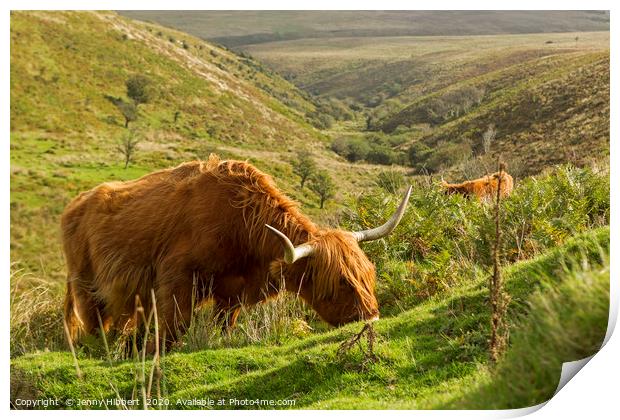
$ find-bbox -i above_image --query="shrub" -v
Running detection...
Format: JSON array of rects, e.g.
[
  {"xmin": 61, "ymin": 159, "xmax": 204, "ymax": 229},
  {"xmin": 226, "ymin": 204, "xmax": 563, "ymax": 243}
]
[
  {"xmin": 408, "ymin": 142, "xmax": 432, "ymax": 168},
  {"xmin": 291, "ymin": 150, "xmax": 317, "ymax": 189},
  {"xmin": 117, "ymin": 130, "xmax": 140, "ymax": 169},
  {"xmin": 332, "ymin": 135, "xmax": 405, "ymax": 165},
  {"xmin": 375, "ymin": 170, "xmax": 406, "ymax": 194},
  {"xmin": 307, "ymin": 111, "xmax": 334, "ymax": 129},
  {"xmin": 308, "ymin": 171, "xmax": 336, "ymax": 209},
  {"xmin": 126, "ymin": 74, "xmax": 154, "ymax": 106},
  {"xmin": 339, "ymin": 164, "xmax": 610, "ymax": 311},
  {"xmin": 366, "ymin": 145, "xmax": 397, "ymax": 165},
  {"xmin": 315, "ymin": 98, "xmax": 355, "ymax": 121},
  {"xmin": 496, "ymin": 165, "xmax": 610, "ymax": 262},
  {"xmin": 114, "ymin": 100, "xmax": 137, "ymax": 128},
  {"xmin": 331, "ymin": 137, "xmax": 371, "ymax": 162},
  {"xmin": 425, "ymin": 140, "xmax": 473, "ymax": 173}
]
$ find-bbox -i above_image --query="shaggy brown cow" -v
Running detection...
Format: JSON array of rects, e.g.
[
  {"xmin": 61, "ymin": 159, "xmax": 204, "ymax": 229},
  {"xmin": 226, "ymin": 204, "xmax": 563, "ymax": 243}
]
[
  {"xmin": 441, "ymin": 171, "xmax": 514, "ymax": 201},
  {"xmin": 62, "ymin": 155, "xmax": 412, "ymax": 347}
]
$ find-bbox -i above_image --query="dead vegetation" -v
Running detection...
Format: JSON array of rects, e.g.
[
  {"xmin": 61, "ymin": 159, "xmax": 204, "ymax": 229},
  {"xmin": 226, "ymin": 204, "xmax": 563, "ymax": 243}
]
[{"xmin": 337, "ymin": 322, "xmax": 379, "ymax": 369}]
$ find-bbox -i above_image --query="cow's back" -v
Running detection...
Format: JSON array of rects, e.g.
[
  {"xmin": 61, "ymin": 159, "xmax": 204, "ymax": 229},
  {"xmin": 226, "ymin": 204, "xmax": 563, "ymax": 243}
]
[
  {"xmin": 62, "ymin": 161, "xmax": 203, "ymax": 232},
  {"xmin": 60, "ymin": 161, "xmax": 209, "ymax": 265}
]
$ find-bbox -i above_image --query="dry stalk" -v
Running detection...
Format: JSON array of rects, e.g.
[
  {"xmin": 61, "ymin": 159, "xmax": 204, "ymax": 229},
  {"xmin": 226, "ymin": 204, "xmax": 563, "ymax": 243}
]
[
  {"xmin": 132, "ymin": 295, "xmax": 148, "ymax": 410},
  {"xmin": 337, "ymin": 322, "xmax": 379, "ymax": 368},
  {"xmin": 147, "ymin": 289, "xmax": 163, "ymax": 404},
  {"xmin": 489, "ymin": 161, "xmax": 511, "ymax": 362},
  {"xmin": 96, "ymin": 309, "xmax": 113, "ymax": 367},
  {"xmin": 62, "ymin": 317, "xmax": 82, "ymax": 380}
]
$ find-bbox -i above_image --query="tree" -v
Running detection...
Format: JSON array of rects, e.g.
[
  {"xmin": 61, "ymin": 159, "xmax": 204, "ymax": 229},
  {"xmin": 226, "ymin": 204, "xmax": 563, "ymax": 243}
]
[
  {"xmin": 115, "ymin": 100, "xmax": 137, "ymax": 128},
  {"xmin": 117, "ymin": 130, "xmax": 140, "ymax": 169},
  {"xmin": 309, "ymin": 171, "xmax": 335, "ymax": 209},
  {"xmin": 346, "ymin": 139, "xmax": 371, "ymax": 162},
  {"xmin": 126, "ymin": 74, "xmax": 153, "ymax": 106},
  {"xmin": 482, "ymin": 124, "xmax": 497, "ymax": 154},
  {"xmin": 292, "ymin": 150, "xmax": 317, "ymax": 189}
]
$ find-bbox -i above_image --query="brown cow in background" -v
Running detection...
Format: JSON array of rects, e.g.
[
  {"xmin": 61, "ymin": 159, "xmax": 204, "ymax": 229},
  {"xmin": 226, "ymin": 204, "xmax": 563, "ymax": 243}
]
[
  {"xmin": 441, "ymin": 171, "xmax": 514, "ymax": 201},
  {"xmin": 61, "ymin": 155, "xmax": 412, "ymax": 348}
]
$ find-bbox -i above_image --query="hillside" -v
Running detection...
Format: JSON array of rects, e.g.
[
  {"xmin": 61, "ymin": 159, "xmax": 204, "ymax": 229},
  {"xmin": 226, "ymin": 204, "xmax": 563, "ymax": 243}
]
[
  {"xmin": 120, "ymin": 11, "xmax": 610, "ymax": 46},
  {"xmin": 241, "ymin": 31, "xmax": 609, "ymax": 175},
  {"xmin": 400, "ymin": 50, "xmax": 609, "ymax": 175},
  {"xmin": 10, "ymin": 11, "xmax": 324, "ymax": 148},
  {"xmin": 111, "ymin": 13, "xmax": 610, "ymax": 177},
  {"xmin": 11, "ymin": 227, "xmax": 610, "ymax": 409},
  {"xmin": 244, "ymin": 32, "xmax": 607, "ymax": 103}
]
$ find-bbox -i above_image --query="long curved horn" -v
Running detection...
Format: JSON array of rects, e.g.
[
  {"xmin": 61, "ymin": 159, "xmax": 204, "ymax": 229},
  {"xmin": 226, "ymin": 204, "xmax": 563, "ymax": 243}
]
[
  {"xmin": 351, "ymin": 185, "xmax": 412, "ymax": 242},
  {"xmin": 265, "ymin": 224, "xmax": 315, "ymax": 264}
]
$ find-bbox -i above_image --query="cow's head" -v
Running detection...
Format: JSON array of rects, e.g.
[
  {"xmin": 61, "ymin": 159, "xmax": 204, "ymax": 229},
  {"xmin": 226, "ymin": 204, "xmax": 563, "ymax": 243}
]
[{"xmin": 267, "ymin": 186, "xmax": 412, "ymax": 326}]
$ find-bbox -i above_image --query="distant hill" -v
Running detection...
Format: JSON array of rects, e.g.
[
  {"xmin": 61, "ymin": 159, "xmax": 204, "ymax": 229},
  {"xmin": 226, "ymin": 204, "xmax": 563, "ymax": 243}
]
[
  {"xmin": 241, "ymin": 31, "xmax": 609, "ymax": 176},
  {"xmin": 119, "ymin": 11, "xmax": 610, "ymax": 46},
  {"xmin": 396, "ymin": 50, "xmax": 610, "ymax": 175}
]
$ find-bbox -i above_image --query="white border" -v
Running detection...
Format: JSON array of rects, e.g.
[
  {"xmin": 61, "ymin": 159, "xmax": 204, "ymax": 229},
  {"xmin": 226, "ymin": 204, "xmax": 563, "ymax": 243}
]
[{"xmin": 3, "ymin": 1, "xmax": 617, "ymax": 419}]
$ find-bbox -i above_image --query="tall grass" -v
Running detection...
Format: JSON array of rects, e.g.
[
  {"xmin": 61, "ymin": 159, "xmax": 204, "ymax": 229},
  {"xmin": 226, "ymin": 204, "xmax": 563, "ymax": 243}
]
[
  {"xmin": 341, "ymin": 164, "xmax": 609, "ymax": 313},
  {"xmin": 454, "ymin": 255, "xmax": 610, "ymax": 409},
  {"xmin": 10, "ymin": 266, "xmax": 66, "ymax": 355},
  {"xmin": 181, "ymin": 292, "xmax": 321, "ymax": 352}
]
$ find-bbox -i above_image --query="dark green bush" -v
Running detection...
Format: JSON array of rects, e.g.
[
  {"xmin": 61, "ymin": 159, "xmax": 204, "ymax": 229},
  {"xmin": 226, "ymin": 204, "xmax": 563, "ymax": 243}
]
[
  {"xmin": 307, "ymin": 111, "xmax": 334, "ymax": 129},
  {"xmin": 331, "ymin": 134, "xmax": 406, "ymax": 165},
  {"xmin": 126, "ymin": 74, "xmax": 154, "ymax": 105},
  {"xmin": 366, "ymin": 145, "xmax": 397, "ymax": 165},
  {"xmin": 425, "ymin": 140, "xmax": 473, "ymax": 172},
  {"xmin": 408, "ymin": 142, "xmax": 432, "ymax": 167}
]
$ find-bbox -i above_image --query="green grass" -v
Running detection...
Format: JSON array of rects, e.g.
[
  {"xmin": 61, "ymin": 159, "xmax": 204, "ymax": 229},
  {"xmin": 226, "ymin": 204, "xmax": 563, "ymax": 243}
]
[
  {"xmin": 448, "ymin": 255, "xmax": 609, "ymax": 409},
  {"xmin": 10, "ymin": 227, "xmax": 609, "ymax": 409}
]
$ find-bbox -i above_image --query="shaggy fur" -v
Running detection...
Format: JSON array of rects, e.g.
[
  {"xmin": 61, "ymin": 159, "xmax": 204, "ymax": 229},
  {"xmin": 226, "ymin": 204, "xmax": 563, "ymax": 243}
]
[
  {"xmin": 62, "ymin": 155, "xmax": 379, "ymax": 346},
  {"xmin": 441, "ymin": 171, "xmax": 514, "ymax": 201}
]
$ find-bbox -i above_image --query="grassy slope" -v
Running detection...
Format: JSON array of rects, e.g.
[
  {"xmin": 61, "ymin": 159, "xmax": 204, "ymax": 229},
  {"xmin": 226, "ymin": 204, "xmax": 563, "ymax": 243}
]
[
  {"xmin": 401, "ymin": 50, "xmax": 609, "ymax": 175},
  {"xmin": 10, "ymin": 12, "xmax": 321, "ymax": 146},
  {"xmin": 11, "ymin": 227, "xmax": 609, "ymax": 409},
  {"xmin": 451, "ymin": 256, "xmax": 610, "ymax": 409}
]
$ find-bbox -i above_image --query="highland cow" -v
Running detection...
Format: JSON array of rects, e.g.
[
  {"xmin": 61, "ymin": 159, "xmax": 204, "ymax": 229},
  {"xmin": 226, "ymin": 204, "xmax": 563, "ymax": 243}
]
[
  {"xmin": 441, "ymin": 171, "xmax": 514, "ymax": 201},
  {"xmin": 61, "ymin": 155, "xmax": 412, "ymax": 347}
]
